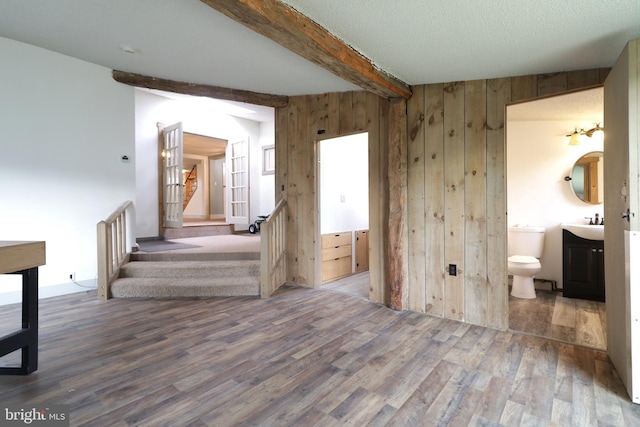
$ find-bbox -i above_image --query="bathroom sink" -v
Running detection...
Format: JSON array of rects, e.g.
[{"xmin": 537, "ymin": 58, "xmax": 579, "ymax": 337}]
[{"xmin": 561, "ymin": 223, "xmax": 604, "ymax": 241}]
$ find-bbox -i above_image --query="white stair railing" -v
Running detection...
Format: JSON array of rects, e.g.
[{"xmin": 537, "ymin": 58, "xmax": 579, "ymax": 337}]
[
  {"xmin": 260, "ymin": 199, "xmax": 287, "ymax": 297},
  {"xmin": 97, "ymin": 200, "xmax": 133, "ymax": 301}
]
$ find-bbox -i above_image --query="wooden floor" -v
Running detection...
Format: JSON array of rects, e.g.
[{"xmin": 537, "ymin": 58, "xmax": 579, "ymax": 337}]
[
  {"xmin": 321, "ymin": 271, "xmax": 370, "ymax": 299},
  {"xmin": 1, "ymin": 286, "xmax": 638, "ymax": 426},
  {"xmin": 509, "ymin": 289, "xmax": 607, "ymax": 351},
  {"xmin": 324, "ymin": 274, "xmax": 608, "ymax": 351}
]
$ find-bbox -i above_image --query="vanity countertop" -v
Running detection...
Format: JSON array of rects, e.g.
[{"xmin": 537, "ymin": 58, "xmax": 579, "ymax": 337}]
[{"xmin": 561, "ymin": 223, "xmax": 604, "ymax": 241}]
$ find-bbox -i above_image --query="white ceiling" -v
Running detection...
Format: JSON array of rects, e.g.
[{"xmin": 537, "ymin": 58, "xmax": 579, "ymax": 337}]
[
  {"xmin": 281, "ymin": 0, "xmax": 639, "ymax": 85},
  {"xmin": 508, "ymin": 86, "xmax": 603, "ymax": 124},
  {"xmin": 1, "ymin": 0, "xmax": 636, "ymax": 120}
]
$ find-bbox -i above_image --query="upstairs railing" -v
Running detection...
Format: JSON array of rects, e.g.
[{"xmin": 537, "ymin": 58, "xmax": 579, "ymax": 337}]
[
  {"xmin": 260, "ymin": 199, "xmax": 287, "ymax": 298},
  {"xmin": 183, "ymin": 165, "xmax": 198, "ymax": 210},
  {"xmin": 97, "ymin": 200, "xmax": 133, "ymax": 301}
]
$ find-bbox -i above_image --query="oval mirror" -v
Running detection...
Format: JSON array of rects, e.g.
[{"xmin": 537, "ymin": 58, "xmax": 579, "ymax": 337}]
[{"xmin": 569, "ymin": 151, "xmax": 603, "ymax": 204}]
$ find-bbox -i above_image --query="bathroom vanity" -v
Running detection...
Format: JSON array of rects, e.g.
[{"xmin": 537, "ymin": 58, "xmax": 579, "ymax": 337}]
[{"xmin": 562, "ymin": 228, "xmax": 605, "ymax": 302}]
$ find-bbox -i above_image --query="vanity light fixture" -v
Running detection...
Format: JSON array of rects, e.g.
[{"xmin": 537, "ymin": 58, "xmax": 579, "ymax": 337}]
[
  {"xmin": 567, "ymin": 128, "xmax": 581, "ymax": 146},
  {"xmin": 585, "ymin": 123, "xmax": 604, "ymax": 143},
  {"xmin": 566, "ymin": 123, "xmax": 604, "ymax": 145}
]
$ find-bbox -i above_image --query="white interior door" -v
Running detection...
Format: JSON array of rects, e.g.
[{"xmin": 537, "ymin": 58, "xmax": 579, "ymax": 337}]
[
  {"xmin": 163, "ymin": 122, "xmax": 184, "ymax": 228},
  {"xmin": 604, "ymin": 38, "xmax": 640, "ymax": 403},
  {"xmin": 226, "ymin": 137, "xmax": 250, "ymax": 225}
]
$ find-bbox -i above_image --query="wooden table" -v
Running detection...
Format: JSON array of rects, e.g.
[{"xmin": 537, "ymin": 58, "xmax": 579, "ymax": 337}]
[{"xmin": 0, "ymin": 241, "xmax": 46, "ymax": 375}]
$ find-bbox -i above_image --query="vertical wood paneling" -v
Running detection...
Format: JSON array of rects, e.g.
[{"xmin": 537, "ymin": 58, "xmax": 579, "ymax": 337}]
[
  {"xmin": 353, "ymin": 91, "xmax": 368, "ymax": 131},
  {"xmin": 277, "ymin": 90, "xmax": 386, "ymax": 302},
  {"xmin": 407, "ymin": 85, "xmax": 426, "ymax": 312},
  {"xmin": 370, "ymin": 95, "xmax": 388, "ymax": 304},
  {"xmin": 276, "ymin": 68, "xmax": 608, "ymax": 329},
  {"xmin": 388, "ymin": 98, "xmax": 409, "ymax": 310},
  {"xmin": 443, "ymin": 81, "xmax": 466, "ymax": 321},
  {"xmin": 311, "ymin": 94, "xmax": 328, "ymax": 136},
  {"xmin": 288, "ymin": 97, "xmax": 305, "ymax": 283},
  {"xmin": 338, "ymin": 92, "xmax": 354, "ymax": 134},
  {"xmin": 327, "ymin": 92, "xmax": 340, "ymax": 137},
  {"xmin": 424, "ymin": 84, "xmax": 445, "ymax": 316},
  {"xmin": 567, "ymin": 69, "xmax": 602, "ymax": 91},
  {"xmin": 510, "ymin": 75, "xmax": 537, "ymax": 103},
  {"xmin": 275, "ymin": 107, "xmax": 288, "ymax": 202},
  {"xmin": 302, "ymin": 95, "xmax": 320, "ymax": 285},
  {"xmin": 537, "ymin": 73, "xmax": 568, "ymax": 97},
  {"xmin": 486, "ymin": 77, "xmax": 510, "ymax": 329},
  {"xmin": 463, "ymin": 80, "xmax": 488, "ymax": 326}
]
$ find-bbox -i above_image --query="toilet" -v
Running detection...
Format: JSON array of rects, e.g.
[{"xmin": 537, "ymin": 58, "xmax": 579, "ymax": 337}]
[{"xmin": 508, "ymin": 225, "xmax": 545, "ymax": 299}]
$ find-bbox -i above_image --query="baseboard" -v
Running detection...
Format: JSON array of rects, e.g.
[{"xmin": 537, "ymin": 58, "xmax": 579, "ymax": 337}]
[{"xmin": 0, "ymin": 279, "xmax": 96, "ymax": 306}]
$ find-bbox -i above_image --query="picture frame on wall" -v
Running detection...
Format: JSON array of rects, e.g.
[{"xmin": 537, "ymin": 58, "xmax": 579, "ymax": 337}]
[{"xmin": 262, "ymin": 145, "xmax": 275, "ymax": 175}]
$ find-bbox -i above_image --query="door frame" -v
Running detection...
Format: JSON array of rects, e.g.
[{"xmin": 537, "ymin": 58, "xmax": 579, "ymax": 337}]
[{"xmin": 314, "ymin": 131, "xmax": 371, "ymax": 295}]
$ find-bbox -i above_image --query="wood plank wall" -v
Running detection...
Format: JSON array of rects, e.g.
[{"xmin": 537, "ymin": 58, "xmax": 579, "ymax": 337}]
[
  {"xmin": 276, "ymin": 91, "xmax": 390, "ymax": 305},
  {"xmin": 276, "ymin": 68, "xmax": 608, "ymax": 330}
]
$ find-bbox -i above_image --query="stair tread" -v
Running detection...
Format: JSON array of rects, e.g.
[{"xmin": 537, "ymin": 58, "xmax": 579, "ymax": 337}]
[
  {"xmin": 120, "ymin": 260, "xmax": 260, "ymax": 279},
  {"xmin": 111, "ymin": 277, "xmax": 259, "ymax": 298},
  {"xmin": 113, "ymin": 253, "xmax": 261, "ymax": 298},
  {"xmin": 131, "ymin": 252, "xmax": 260, "ymax": 262},
  {"xmin": 123, "ymin": 260, "xmax": 260, "ymax": 268},
  {"xmin": 112, "ymin": 276, "xmax": 260, "ymax": 285}
]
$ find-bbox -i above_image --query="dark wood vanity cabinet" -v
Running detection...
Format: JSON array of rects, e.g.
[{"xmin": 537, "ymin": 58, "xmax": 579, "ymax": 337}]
[{"xmin": 562, "ymin": 229, "xmax": 605, "ymax": 302}]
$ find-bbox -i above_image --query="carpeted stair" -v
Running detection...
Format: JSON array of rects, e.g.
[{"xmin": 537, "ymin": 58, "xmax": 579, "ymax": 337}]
[{"xmin": 110, "ymin": 251, "xmax": 261, "ymax": 298}]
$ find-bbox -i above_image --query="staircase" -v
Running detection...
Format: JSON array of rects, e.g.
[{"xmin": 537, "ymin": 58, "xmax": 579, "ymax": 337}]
[
  {"xmin": 183, "ymin": 164, "xmax": 198, "ymax": 210},
  {"xmin": 110, "ymin": 251, "xmax": 260, "ymax": 298}
]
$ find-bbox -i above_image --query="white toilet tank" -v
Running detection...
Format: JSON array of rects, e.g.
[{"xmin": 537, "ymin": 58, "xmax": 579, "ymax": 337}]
[{"xmin": 508, "ymin": 226, "xmax": 545, "ymax": 258}]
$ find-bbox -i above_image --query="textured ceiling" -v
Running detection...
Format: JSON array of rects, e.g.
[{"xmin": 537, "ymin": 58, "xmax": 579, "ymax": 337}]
[
  {"xmin": 0, "ymin": 0, "xmax": 635, "ymax": 122},
  {"xmin": 282, "ymin": 0, "xmax": 640, "ymax": 85},
  {"xmin": 2, "ymin": 1, "xmax": 638, "ymax": 94},
  {"xmin": 0, "ymin": 0, "xmax": 360, "ymax": 96},
  {"xmin": 508, "ymin": 87, "xmax": 603, "ymax": 124}
]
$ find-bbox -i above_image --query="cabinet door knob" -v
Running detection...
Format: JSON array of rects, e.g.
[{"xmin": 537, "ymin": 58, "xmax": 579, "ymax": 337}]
[{"xmin": 592, "ymin": 248, "xmax": 597, "ymax": 252}]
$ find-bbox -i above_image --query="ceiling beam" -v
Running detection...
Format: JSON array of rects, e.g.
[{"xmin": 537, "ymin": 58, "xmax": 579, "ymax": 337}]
[
  {"xmin": 201, "ymin": 0, "xmax": 412, "ymax": 100},
  {"xmin": 112, "ymin": 70, "xmax": 289, "ymax": 108}
]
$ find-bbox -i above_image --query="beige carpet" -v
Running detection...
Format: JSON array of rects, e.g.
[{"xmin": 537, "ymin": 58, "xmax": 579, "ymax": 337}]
[
  {"xmin": 113, "ymin": 234, "xmax": 262, "ymax": 298},
  {"xmin": 146, "ymin": 234, "xmax": 261, "ymax": 254}
]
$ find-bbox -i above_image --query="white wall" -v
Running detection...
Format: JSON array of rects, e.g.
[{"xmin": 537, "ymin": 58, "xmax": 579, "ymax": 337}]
[
  {"xmin": 0, "ymin": 38, "xmax": 135, "ymax": 302},
  {"xmin": 259, "ymin": 121, "xmax": 275, "ymax": 215},
  {"xmin": 320, "ymin": 133, "xmax": 369, "ymax": 234},
  {"xmin": 507, "ymin": 120, "xmax": 604, "ymax": 289},
  {"xmin": 134, "ymin": 90, "xmax": 274, "ymax": 237}
]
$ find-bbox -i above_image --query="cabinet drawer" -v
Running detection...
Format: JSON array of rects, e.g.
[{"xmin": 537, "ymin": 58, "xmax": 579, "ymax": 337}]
[
  {"xmin": 322, "ymin": 232, "xmax": 352, "ymax": 248},
  {"xmin": 322, "ymin": 244, "xmax": 352, "ymax": 261},
  {"xmin": 322, "ymin": 256, "xmax": 352, "ymax": 282}
]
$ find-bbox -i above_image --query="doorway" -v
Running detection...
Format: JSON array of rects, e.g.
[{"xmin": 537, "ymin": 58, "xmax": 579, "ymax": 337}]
[
  {"xmin": 318, "ymin": 133, "xmax": 370, "ymax": 299},
  {"xmin": 182, "ymin": 132, "xmax": 227, "ymax": 223},
  {"xmin": 506, "ymin": 87, "xmax": 606, "ymax": 349}
]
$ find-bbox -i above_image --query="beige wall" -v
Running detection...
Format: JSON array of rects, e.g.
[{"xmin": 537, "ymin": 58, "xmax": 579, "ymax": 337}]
[{"xmin": 276, "ymin": 68, "xmax": 609, "ymax": 330}]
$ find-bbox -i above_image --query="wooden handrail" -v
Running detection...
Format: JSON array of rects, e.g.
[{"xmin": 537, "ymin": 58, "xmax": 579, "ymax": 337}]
[
  {"xmin": 184, "ymin": 164, "xmax": 197, "ymax": 185},
  {"xmin": 260, "ymin": 199, "xmax": 288, "ymax": 298},
  {"xmin": 97, "ymin": 200, "xmax": 133, "ymax": 301},
  {"xmin": 183, "ymin": 165, "xmax": 198, "ymax": 210}
]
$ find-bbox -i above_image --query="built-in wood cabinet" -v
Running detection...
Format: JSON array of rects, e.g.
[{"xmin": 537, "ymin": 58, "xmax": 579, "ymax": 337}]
[
  {"xmin": 321, "ymin": 232, "xmax": 352, "ymax": 283},
  {"xmin": 562, "ymin": 229, "xmax": 605, "ymax": 302},
  {"xmin": 321, "ymin": 230, "xmax": 369, "ymax": 283},
  {"xmin": 355, "ymin": 229, "xmax": 369, "ymax": 273}
]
